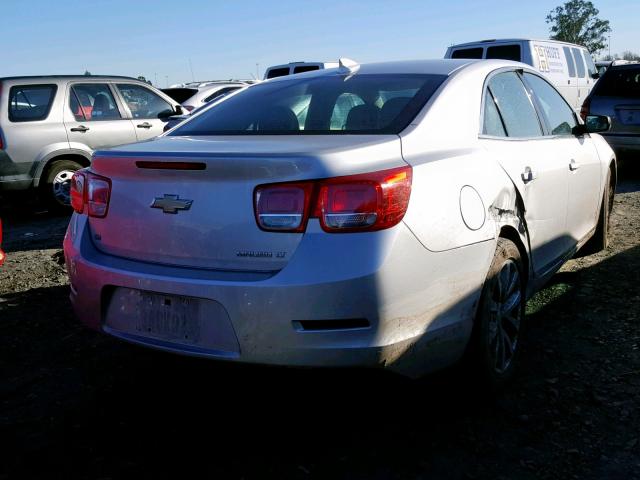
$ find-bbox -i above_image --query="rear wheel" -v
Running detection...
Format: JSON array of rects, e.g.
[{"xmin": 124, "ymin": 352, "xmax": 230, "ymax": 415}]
[
  {"xmin": 579, "ymin": 167, "xmax": 614, "ymax": 256},
  {"xmin": 467, "ymin": 238, "xmax": 526, "ymax": 389},
  {"xmin": 40, "ymin": 160, "xmax": 83, "ymax": 212}
]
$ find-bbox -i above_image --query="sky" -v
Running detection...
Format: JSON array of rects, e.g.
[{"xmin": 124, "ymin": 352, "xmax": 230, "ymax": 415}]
[{"xmin": 1, "ymin": 0, "xmax": 638, "ymax": 86}]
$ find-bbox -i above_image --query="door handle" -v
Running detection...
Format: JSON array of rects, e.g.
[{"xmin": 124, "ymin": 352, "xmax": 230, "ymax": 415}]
[
  {"xmin": 521, "ymin": 166, "xmax": 537, "ymax": 183},
  {"xmin": 70, "ymin": 125, "xmax": 89, "ymax": 132},
  {"xmin": 137, "ymin": 122, "xmax": 152, "ymax": 129},
  {"xmin": 569, "ymin": 159, "xmax": 580, "ymax": 171}
]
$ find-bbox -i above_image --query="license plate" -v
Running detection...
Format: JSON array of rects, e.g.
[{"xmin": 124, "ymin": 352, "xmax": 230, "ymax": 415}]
[
  {"xmin": 104, "ymin": 288, "xmax": 240, "ymax": 355},
  {"xmin": 135, "ymin": 293, "xmax": 201, "ymax": 343},
  {"xmin": 619, "ymin": 109, "xmax": 640, "ymax": 125}
]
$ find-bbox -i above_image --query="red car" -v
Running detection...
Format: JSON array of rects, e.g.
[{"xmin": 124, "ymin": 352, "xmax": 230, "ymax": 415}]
[{"xmin": 0, "ymin": 219, "xmax": 4, "ymax": 266}]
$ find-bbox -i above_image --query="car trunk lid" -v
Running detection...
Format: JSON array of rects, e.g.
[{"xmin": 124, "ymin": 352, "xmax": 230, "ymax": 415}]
[{"xmin": 87, "ymin": 135, "xmax": 404, "ymax": 271}]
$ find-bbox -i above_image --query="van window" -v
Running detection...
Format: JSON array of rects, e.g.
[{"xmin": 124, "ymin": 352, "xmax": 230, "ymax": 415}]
[
  {"xmin": 487, "ymin": 72, "xmax": 542, "ymax": 138},
  {"xmin": 293, "ymin": 65, "xmax": 320, "ymax": 74},
  {"xmin": 8, "ymin": 84, "xmax": 57, "ymax": 122},
  {"xmin": 486, "ymin": 45, "xmax": 521, "ymax": 62},
  {"xmin": 451, "ymin": 48, "xmax": 483, "ymax": 59},
  {"xmin": 582, "ymin": 51, "xmax": 597, "ymax": 78},
  {"xmin": 571, "ymin": 48, "xmax": 586, "ymax": 78},
  {"xmin": 524, "ymin": 73, "xmax": 576, "ymax": 135},
  {"xmin": 563, "ymin": 47, "xmax": 576, "ymax": 78},
  {"xmin": 482, "ymin": 90, "xmax": 506, "ymax": 136},
  {"xmin": 266, "ymin": 68, "xmax": 290, "ymax": 79}
]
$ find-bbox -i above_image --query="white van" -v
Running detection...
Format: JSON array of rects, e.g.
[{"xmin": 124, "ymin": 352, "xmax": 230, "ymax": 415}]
[
  {"xmin": 264, "ymin": 61, "xmax": 339, "ymax": 80},
  {"xmin": 444, "ymin": 39, "xmax": 599, "ymax": 111}
]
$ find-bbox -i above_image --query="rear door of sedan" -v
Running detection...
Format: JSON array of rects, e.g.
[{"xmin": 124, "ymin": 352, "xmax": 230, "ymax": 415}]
[
  {"xmin": 522, "ymin": 72, "xmax": 601, "ymax": 247},
  {"xmin": 480, "ymin": 70, "xmax": 571, "ymax": 275}
]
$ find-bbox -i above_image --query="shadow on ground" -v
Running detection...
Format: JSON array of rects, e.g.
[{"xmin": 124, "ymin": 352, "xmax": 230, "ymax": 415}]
[{"xmin": 2, "ymin": 241, "xmax": 639, "ymax": 479}]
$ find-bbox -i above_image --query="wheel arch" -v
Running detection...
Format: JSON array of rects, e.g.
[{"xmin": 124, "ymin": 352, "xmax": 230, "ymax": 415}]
[{"xmin": 33, "ymin": 152, "xmax": 91, "ymax": 187}]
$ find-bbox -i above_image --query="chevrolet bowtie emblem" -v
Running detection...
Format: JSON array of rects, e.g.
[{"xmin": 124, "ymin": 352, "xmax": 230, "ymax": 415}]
[{"xmin": 150, "ymin": 194, "xmax": 193, "ymax": 214}]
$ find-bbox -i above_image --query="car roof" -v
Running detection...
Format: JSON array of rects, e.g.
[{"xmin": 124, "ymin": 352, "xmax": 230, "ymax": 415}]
[
  {"xmin": 450, "ymin": 38, "xmax": 589, "ymax": 49},
  {"xmin": 0, "ymin": 74, "xmax": 142, "ymax": 82},
  {"xmin": 262, "ymin": 59, "xmax": 517, "ymax": 82}
]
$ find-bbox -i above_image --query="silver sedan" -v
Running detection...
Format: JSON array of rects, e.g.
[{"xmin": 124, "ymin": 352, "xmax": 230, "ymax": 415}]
[{"xmin": 64, "ymin": 59, "xmax": 615, "ymax": 386}]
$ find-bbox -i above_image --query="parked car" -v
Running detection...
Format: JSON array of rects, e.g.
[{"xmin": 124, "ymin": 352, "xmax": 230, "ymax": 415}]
[
  {"xmin": 64, "ymin": 59, "xmax": 615, "ymax": 386},
  {"xmin": 582, "ymin": 62, "xmax": 640, "ymax": 160},
  {"xmin": 0, "ymin": 219, "xmax": 4, "ymax": 266},
  {"xmin": 445, "ymin": 39, "xmax": 599, "ymax": 112},
  {"xmin": 264, "ymin": 61, "xmax": 339, "ymax": 79},
  {"xmin": 162, "ymin": 85, "xmax": 249, "ymax": 132},
  {"xmin": 0, "ymin": 75, "xmax": 184, "ymax": 209},
  {"xmin": 595, "ymin": 59, "xmax": 635, "ymax": 77},
  {"xmin": 162, "ymin": 81, "xmax": 248, "ymax": 112}
]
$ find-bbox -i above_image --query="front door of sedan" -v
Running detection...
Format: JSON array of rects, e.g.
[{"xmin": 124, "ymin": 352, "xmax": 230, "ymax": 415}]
[
  {"xmin": 115, "ymin": 83, "xmax": 175, "ymax": 140},
  {"xmin": 65, "ymin": 83, "xmax": 138, "ymax": 150},
  {"xmin": 523, "ymin": 72, "xmax": 602, "ymax": 248},
  {"xmin": 480, "ymin": 71, "xmax": 570, "ymax": 276}
]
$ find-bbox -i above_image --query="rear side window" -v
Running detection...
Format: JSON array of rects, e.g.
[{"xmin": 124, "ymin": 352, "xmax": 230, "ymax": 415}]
[
  {"xmin": 70, "ymin": 84, "xmax": 121, "ymax": 121},
  {"xmin": 293, "ymin": 65, "xmax": 320, "ymax": 74},
  {"xmin": 572, "ymin": 48, "xmax": 586, "ymax": 78},
  {"xmin": 524, "ymin": 73, "xmax": 576, "ymax": 135},
  {"xmin": 451, "ymin": 48, "xmax": 483, "ymax": 59},
  {"xmin": 487, "ymin": 72, "xmax": 542, "ymax": 138},
  {"xmin": 595, "ymin": 67, "xmax": 640, "ymax": 98},
  {"xmin": 161, "ymin": 88, "xmax": 198, "ymax": 103},
  {"xmin": 583, "ymin": 51, "xmax": 597, "ymax": 78},
  {"xmin": 266, "ymin": 68, "xmax": 290, "ymax": 79},
  {"xmin": 9, "ymin": 84, "xmax": 57, "ymax": 122},
  {"xmin": 203, "ymin": 87, "xmax": 241, "ymax": 103},
  {"xmin": 486, "ymin": 45, "xmax": 521, "ymax": 62},
  {"xmin": 563, "ymin": 47, "xmax": 576, "ymax": 78},
  {"xmin": 482, "ymin": 90, "xmax": 507, "ymax": 136}
]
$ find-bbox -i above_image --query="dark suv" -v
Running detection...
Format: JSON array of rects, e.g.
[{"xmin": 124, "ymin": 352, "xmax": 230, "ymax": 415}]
[
  {"xmin": 582, "ymin": 62, "xmax": 640, "ymax": 161},
  {"xmin": 0, "ymin": 75, "xmax": 183, "ymax": 209}
]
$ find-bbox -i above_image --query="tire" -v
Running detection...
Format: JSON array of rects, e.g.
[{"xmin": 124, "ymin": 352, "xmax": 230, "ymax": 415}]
[
  {"xmin": 40, "ymin": 160, "xmax": 83, "ymax": 213},
  {"xmin": 466, "ymin": 238, "xmax": 526, "ymax": 390},
  {"xmin": 579, "ymin": 168, "xmax": 614, "ymax": 256}
]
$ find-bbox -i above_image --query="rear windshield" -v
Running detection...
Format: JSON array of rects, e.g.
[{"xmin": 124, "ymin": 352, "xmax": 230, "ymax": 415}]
[
  {"xmin": 451, "ymin": 48, "xmax": 483, "ymax": 59},
  {"xmin": 595, "ymin": 67, "xmax": 640, "ymax": 98},
  {"xmin": 171, "ymin": 73, "xmax": 447, "ymax": 135},
  {"xmin": 8, "ymin": 84, "xmax": 57, "ymax": 122},
  {"xmin": 161, "ymin": 88, "xmax": 198, "ymax": 103}
]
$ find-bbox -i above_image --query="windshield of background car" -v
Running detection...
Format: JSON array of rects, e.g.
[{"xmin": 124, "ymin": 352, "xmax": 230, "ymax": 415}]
[
  {"xmin": 595, "ymin": 67, "xmax": 640, "ymax": 98},
  {"xmin": 171, "ymin": 73, "xmax": 447, "ymax": 135}
]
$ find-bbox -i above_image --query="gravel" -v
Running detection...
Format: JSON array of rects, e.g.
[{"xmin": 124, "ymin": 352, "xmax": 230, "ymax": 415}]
[{"xmin": 1, "ymin": 170, "xmax": 639, "ymax": 479}]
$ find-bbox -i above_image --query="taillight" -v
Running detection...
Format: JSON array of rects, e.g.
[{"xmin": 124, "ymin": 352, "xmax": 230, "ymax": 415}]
[
  {"xmin": 255, "ymin": 183, "xmax": 313, "ymax": 232},
  {"xmin": 70, "ymin": 170, "xmax": 112, "ymax": 218},
  {"xmin": 254, "ymin": 166, "xmax": 412, "ymax": 233},
  {"xmin": 580, "ymin": 96, "xmax": 591, "ymax": 122}
]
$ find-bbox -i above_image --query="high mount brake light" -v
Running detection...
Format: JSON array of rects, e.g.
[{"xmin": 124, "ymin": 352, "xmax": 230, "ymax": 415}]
[
  {"xmin": 70, "ymin": 170, "xmax": 112, "ymax": 218},
  {"xmin": 254, "ymin": 166, "xmax": 412, "ymax": 233}
]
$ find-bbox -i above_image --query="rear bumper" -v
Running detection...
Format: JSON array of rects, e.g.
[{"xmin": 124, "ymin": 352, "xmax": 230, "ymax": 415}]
[{"xmin": 63, "ymin": 214, "xmax": 493, "ymax": 377}]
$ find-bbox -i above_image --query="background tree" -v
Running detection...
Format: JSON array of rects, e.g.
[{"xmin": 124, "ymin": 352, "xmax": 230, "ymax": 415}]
[
  {"xmin": 84, "ymin": 70, "xmax": 91, "ymax": 76},
  {"xmin": 137, "ymin": 75, "xmax": 153, "ymax": 85},
  {"xmin": 546, "ymin": 0, "xmax": 611, "ymax": 54},
  {"xmin": 621, "ymin": 51, "xmax": 640, "ymax": 61}
]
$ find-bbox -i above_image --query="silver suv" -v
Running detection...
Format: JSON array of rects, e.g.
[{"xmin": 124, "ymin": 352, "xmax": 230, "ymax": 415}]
[{"xmin": 0, "ymin": 75, "xmax": 183, "ymax": 209}]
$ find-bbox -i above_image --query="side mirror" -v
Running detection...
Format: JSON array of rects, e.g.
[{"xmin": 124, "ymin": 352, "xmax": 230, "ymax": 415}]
[
  {"xmin": 175, "ymin": 105, "xmax": 184, "ymax": 116},
  {"xmin": 573, "ymin": 115, "xmax": 611, "ymax": 135}
]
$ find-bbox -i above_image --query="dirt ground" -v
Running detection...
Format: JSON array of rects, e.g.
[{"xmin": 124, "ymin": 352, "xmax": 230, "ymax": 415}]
[{"xmin": 1, "ymin": 168, "xmax": 639, "ymax": 479}]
